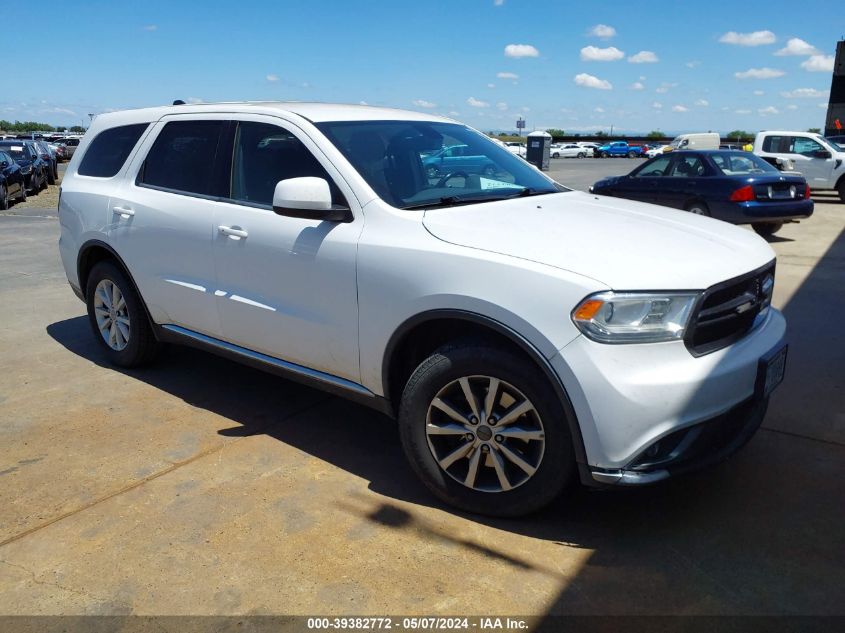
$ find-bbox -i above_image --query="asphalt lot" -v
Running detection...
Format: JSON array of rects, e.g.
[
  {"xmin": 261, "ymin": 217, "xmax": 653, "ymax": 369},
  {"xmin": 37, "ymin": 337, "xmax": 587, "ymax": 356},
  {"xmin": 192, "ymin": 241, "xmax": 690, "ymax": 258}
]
[{"xmin": 0, "ymin": 158, "xmax": 843, "ymax": 617}]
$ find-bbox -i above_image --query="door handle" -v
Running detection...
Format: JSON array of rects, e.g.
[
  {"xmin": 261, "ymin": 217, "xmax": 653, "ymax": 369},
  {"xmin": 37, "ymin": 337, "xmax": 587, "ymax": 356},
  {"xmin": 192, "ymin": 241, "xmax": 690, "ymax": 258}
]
[
  {"xmin": 218, "ymin": 225, "xmax": 248, "ymax": 239},
  {"xmin": 112, "ymin": 206, "xmax": 135, "ymax": 217}
]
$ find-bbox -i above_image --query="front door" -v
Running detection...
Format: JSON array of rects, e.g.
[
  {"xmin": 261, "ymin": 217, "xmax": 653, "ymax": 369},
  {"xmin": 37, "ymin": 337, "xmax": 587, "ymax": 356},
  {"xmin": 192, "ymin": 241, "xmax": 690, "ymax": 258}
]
[
  {"xmin": 789, "ymin": 136, "xmax": 835, "ymax": 187},
  {"xmin": 211, "ymin": 117, "xmax": 362, "ymax": 383}
]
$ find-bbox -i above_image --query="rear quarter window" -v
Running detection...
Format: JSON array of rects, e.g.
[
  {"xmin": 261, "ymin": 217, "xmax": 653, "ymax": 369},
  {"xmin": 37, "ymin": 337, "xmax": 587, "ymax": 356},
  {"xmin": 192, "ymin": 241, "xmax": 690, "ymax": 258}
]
[{"xmin": 78, "ymin": 124, "xmax": 149, "ymax": 178}]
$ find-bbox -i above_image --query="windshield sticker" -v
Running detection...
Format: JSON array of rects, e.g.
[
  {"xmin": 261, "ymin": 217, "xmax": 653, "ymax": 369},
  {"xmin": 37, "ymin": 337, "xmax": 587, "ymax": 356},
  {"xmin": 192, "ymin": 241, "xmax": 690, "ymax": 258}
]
[{"xmin": 478, "ymin": 177, "xmax": 519, "ymax": 190}]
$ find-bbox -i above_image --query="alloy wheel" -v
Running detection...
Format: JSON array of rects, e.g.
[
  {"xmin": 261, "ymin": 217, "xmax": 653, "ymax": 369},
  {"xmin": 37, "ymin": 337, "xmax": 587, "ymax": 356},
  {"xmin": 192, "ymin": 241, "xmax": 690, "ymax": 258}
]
[
  {"xmin": 425, "ymin": 375, "xmax": 546, "ymax": 492},
  {"xmin": 93, "ymin": 279, "xmax": 131, "ymax": 351}
]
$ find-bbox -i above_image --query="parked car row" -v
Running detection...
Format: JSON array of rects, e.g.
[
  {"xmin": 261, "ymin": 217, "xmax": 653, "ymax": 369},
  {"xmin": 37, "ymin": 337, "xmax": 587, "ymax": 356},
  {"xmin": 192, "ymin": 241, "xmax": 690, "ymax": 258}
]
[{"xmin": 0, "ymin": 139, "xmax": 58, "ymax": 208}]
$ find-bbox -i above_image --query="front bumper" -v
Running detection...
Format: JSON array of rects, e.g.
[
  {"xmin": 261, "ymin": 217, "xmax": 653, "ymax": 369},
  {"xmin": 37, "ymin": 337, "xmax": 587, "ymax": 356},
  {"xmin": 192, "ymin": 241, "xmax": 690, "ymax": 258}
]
[
  {"xmin": 590, "ymin": 394, "xmax": 768, "ymax": 485},
  {"xmin": 551, "ymin": 307, "xmax": 786, "ymax": 483}
]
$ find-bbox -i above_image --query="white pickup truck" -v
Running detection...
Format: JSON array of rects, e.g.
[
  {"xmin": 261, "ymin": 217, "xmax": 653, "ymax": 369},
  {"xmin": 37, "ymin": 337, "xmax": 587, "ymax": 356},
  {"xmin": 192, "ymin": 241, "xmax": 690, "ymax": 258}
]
[{"xmin": 753, "ymin": 131, "xmax": 845, "ymax": 201}]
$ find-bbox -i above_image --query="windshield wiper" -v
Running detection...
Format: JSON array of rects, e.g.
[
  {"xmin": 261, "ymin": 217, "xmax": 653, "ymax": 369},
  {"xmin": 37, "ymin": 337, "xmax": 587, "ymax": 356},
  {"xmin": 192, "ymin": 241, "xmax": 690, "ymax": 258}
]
[{"xmin": 400, "ymin": 188, "xmax": 557, "ymax": 210}]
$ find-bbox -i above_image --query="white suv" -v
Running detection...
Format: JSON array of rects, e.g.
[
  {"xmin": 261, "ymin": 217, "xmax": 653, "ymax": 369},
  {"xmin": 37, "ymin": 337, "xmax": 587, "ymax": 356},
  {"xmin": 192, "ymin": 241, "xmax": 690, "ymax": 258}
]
[{"xmin": 58, "ymin": 102, "xmax": 787, "ymax": 516}]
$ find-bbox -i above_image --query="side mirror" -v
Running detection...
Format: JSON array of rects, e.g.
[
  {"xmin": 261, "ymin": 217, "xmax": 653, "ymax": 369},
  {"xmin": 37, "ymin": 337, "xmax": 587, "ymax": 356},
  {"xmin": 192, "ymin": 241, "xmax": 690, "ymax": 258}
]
[
  {"xmin": 272, "ymin": 177, "xmax": 352, "ymax": 222},
  {"xmin": 813, "ymin": 149, "xmax": 832, "ymax": 159}
]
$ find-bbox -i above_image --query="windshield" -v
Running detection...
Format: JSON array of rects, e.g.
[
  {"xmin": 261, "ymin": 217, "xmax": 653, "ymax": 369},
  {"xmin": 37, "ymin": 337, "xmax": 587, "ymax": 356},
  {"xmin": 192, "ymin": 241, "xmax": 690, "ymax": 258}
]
[
  {"xmin": 0, "ymin": 144, "xmax": 27, "ymax": 159},
  {"xmin": 709, "ymin": 152, "xmax": 778, "ymax": 175},
  {"xmin": 315, "ymin": 120, "xmax": 564, "ymax": 209},
  {"xmin": 817, "ymin": 135, "xmax": 842, "ymax": 152}
]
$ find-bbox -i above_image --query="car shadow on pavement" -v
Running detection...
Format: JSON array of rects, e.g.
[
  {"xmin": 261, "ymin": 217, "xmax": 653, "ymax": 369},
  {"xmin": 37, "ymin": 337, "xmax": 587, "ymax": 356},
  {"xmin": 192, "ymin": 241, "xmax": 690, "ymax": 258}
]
[{"xmin": 46, "ymin": 315, "xmax": 762, "ymax": 539}]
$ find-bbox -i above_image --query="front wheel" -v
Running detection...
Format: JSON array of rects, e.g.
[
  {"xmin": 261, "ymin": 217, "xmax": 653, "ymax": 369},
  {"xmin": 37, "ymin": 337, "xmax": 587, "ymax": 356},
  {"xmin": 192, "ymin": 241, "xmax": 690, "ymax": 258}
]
[
  {"xmin": 753, "ymin": 222, "xmax": 784, "ymax": 237},
  {"xmin": 85, "ymin": 261, "xmax": 159, "ymax": 367},
  {"xmin": 577, "ymin": 152, "xmax": 585, "ymax": 159},
  {"xmin": 601, "ymin": 151, "xmax": 609, "ymax": 158},
  {"xmin": 628, "ymin": 151, "xmax": 637, "ymax": 158},
  {"xmin": 398, "ymin": 342, "xmax": 575, "ymax": 517},
  {"xmin": 0, "ymin": 184, "xmax": 8, "ymax": 210},
  {"xmin": 837, "ymin": 181, "xmax": 845, "ymax": 203}
]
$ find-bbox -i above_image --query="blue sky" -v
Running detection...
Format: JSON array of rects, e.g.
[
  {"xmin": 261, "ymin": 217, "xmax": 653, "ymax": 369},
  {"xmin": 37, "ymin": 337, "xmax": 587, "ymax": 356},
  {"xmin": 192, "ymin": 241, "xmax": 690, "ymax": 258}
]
[{"xmin": 4, "ymin": 0, "xmax": 841, "ymax": 134}]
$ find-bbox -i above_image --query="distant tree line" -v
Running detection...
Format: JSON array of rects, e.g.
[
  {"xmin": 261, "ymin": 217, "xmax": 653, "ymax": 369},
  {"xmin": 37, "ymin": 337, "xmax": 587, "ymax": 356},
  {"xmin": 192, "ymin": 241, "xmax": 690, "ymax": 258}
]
[{"xmin": 0, "ymin": 120, "xmax": 85, "ymax": 133}]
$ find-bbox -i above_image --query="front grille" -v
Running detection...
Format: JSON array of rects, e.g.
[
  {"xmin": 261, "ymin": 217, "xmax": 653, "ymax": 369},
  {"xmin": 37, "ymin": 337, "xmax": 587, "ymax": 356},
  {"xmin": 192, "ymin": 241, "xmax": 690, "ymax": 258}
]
[{"xmin": 685, "ymin": 261, "xmax": 775, "ymax": 356}]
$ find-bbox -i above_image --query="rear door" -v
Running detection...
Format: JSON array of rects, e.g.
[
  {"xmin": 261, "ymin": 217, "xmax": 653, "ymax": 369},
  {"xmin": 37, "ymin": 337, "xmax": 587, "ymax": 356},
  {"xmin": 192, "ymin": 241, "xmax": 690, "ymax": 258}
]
[{"xmin": 108, "ymin": 115, "xmax": 228, "ymax": 337}]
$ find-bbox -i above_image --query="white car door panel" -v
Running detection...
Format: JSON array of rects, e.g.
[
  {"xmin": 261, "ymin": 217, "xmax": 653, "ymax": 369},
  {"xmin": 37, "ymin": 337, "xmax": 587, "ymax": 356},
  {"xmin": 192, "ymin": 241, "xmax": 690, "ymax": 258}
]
[
  {"xmin": 211, "ymin": 116, "xmax": 362, "ymax": 382},
  {"xmin": 107, "ymin": 116, "xmax": 226, "ymax": 336}
]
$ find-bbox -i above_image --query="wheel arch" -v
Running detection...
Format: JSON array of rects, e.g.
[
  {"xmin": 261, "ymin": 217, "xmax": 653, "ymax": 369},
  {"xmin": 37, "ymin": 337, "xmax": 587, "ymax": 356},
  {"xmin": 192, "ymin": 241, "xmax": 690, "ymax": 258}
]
[
  {"xmin": 381, "ymin": 309, "xmax": 589, "ymax": 469},
  {"xmin": 76, "ymin": 240, "xmax": 156, "ymax": 328}
]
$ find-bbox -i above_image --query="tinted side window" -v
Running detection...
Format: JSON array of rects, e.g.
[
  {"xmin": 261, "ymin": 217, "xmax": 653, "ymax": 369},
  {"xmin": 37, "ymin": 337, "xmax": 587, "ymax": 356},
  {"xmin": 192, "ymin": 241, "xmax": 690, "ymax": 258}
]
[
  {"xmin": 139, "ymin": 120, "xmax": 224, "ymax": 196},
  {"xmin": 230, "ymin": 121, "xmax": 343, "ymax": 207},
  {"xmin": 669, "ymin": 156, "xmax": 705, "ymax": 177},
  {"xmin": 78, "ymin": 123, "xmax": 149, "ymax": 178},
  {"xmin": 792, "ymin": 137, "xmax": 823, "ymax": 156},
  {"xmin": 762, "ymin": 135, "xmax": 793, "ymax": 153}
]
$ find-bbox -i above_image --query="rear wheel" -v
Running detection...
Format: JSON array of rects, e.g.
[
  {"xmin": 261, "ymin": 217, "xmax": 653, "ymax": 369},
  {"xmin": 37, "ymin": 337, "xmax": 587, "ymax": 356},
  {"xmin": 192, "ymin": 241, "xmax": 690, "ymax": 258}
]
[
  {"xmin": 46, "ymin": 167, "xmax": 56, "ymax": 186},
  {"xmin": 398, "ymin": 341, "xmax": 574, "ymax": 517},
  {"xmin": 601, "ymin": 151, "xmax": 609, "ymax": 158},
  {"xmin": 18, "ymin": 181, "xmax": 26, "ymax": 202},
  {"xmin": 685, "ymin": 201, "xmax": 710, "ymax": 216},
  {"xmin": 577, "ymin": 152, "xmax": 585, "ymax": 159},
  {"xmin": 39, "ymin": 170, "xmax": 48, "ymax": 191},
  {"xmin": 0, "ymin": 184, "xmax": 8, "ymax": 210},
  {"xmin": 628, "ymin": 151, "xmax": 637, "ymax": 158},
  {"xmin": 753, "ymin": 222, "xmax": 784, "ymax": 237},
  {"xmin": 85, "ymin": 260, "xmax": 159, "ymax": 367},
  {"xmin": 837, "ymin": 180, "xmax": 845, "ymax": 203}
]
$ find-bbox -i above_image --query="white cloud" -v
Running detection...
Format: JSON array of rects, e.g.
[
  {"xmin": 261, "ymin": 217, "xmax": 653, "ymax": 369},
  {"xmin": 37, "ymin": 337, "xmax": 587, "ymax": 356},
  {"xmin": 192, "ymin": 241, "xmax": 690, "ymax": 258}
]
[
  {"xmin": 630, "ymin": 82, "xmax": 645, "ymax": 90},
  {"xmin": 580, "ymin": 46, "xmax": 625, "ymax": 61},
  {"xmin": 505, "ymin": 44, "xmax": 539, "ymax": 58},
  {"xmin": 719, "ymin": 30, "xmax": 776, "ymax": 46},
  {"xmin": 652, "ymin": 101, "xmax": 663, "ymax": 109},
  {"xmin": 672, "ymin": 105, "xmax": 689, "ymax": 112},
  {"xmin": 694, "ymin": 99, "xmax": 709, "ymax": 106},
  {"xmin": 753, "ymin": 90, "xmax": 765, "ymax": 96},
  {"xmin": 143, "ymin": 24, "xmax": 157, "ymax": 31},
  {"xmin": 818, "ymin": 103, "xmax": 828, "ymax": 108},
  {"xmin": 655, "ymin": 82, "xmax": 677, "ymax": 93},
  {"xmin": 487, "ymin": 83, "xmax": 496, "ymax": 88},
  {"xmin": 467, "ymin": 97, "xmax": 490, "ymax": 108},
  {"xmin": 574, "ymin": 73, "xmax": 613, "ymax": 90},
  {"xmin": 494, "ymin": 0, "xmax": 505, "ymax": 5},
  {"xmin": 781, "ymin": 88, "xmax": 829, "ymax": 98},
  {"xmin": 774, "ymin": 38, "xmax": 819, "ymax": 56},
  {"xmin": 759, "ymin": 106, "xmax": 779, "ymax": 115},
  {"xmin": 594, "ymin": 107, "xmax": 605, "ymax": 113},
  {"xmin": 497, "ymin": 102, "xmax": 508, "ymax": 111},
  {"xmin": 787, "ymin": 104, "xmax": 799, "ymax": 110},
  {"xmin": 801, "ymin": 55, "xmax": 834, "ymax": 72},
  {"xmin": 412, "ymin": 99, "xmax": 437, "ymax": 109},
  {"xmin": 735, "ymin": 67, "xmax": 785, "ymax": 79},
  {"xmin": 266, "ymin": 74, "xmax": 280, "ymax": 82},
  {"xmin": 42, "ymin": 107, "xmax": 77, "ymax": 116},
  {"xmin": 448, "ymin": 111, "xmax": 460, "ymax": 116},
  {"xmin": 588, "ymin": 24, "xmax": 616, "ymax": 39},
  {"xmin": 186, "ymin": 97, "xmax": 203, "ymax": 104},
  {"xmin": 496, "ymin": 72, "xmax": 519, "ymax": 80},
  {"xmin": 359, "ymin": 101, "xmax": 368, "ymax": 106},
  {"xmin": 685, "ymin": 60, "xmax": 701, "ymax": 68},
  {"xmin": 521, "ymin": 107, "xmax": 530, "ymax": 112},
  {"xmin": 735, "ymin": 109, "xmax": 752, "ymax": 114},
  {"xmin": 628, "ymin": 50, "xmax": 659, "ymax": 64}
]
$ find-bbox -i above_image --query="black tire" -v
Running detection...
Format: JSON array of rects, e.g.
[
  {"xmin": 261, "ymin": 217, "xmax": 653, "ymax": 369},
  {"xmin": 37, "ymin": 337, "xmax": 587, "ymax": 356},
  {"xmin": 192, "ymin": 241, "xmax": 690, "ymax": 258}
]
[
  {"xmin": 552, "ymin": 152, "xmax": 560, "ymax": 159},
  {"xmin": 0, "ymin": 184, "xmax": 8, "ymax": 210},
  {"xmin": 628, "ymin": 151, "xmax": 636, "ymax": 158},
  {"xmin": 398, "ymin": 342, "xmax": 575, "ymax": 517},
  {"xmin": 685, "ymin": 201, "xmax": 710, "ymax": 216},
  {"xmin": 601, "ymin": 151, "xmax": 609, "ymax": 158},
  {"xmin": 837, "ymin": 181, "xmax": 845, "ymax": 203},
  {"xmin": 753, "ymin": 222, "xmax": 784, "ymax": 237},
  {"xmin": 46, "ymin": 168, "xmax": 56, "ymax": 186},
  {"xmin": 85, "ymin": 260, "xmax": 159, "ymax": 368},
  {"xmin": 577, "ymin": 152, "xmax": 585, "ymax": 159},
  {"xmin": 18, "ymin": 181, "xmax": 26, "ymax": 202},
  {"xmin": 39, "ymin": 170, "xmax": 48, "ymax": 191}
]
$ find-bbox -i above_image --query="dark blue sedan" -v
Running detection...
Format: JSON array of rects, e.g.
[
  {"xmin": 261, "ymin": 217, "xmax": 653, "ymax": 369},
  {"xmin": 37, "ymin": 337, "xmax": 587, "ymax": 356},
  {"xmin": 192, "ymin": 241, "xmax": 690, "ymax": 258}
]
[
  {"xmin": 589, "ymin": 150, "xmax": 813, "ymax": 236},
  {"xmin": 0, "ymin": 149, "xmax": 26, "ymax": 210}
]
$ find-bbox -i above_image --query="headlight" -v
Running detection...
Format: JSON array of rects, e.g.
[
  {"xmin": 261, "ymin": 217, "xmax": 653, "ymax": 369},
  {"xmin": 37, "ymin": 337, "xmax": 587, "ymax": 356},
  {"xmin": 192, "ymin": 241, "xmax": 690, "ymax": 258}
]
[{"xmin": 572, "ymin": 291, "xmax": 700, "ymax": 343}]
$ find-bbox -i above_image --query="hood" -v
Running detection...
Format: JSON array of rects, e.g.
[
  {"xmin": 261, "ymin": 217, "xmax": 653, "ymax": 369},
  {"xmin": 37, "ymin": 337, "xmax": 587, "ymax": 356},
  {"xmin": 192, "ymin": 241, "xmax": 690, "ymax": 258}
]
[{"xmin": 422, "ymin": 191, "xmax": 775, "ymax": 290}]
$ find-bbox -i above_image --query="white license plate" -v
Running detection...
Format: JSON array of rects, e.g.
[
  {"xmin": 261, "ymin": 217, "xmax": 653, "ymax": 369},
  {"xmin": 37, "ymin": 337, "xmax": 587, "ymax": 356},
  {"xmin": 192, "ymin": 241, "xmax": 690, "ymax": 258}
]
[{"xmin": 761, "ymin": 345, "xmax": 787, "ymax": 397}]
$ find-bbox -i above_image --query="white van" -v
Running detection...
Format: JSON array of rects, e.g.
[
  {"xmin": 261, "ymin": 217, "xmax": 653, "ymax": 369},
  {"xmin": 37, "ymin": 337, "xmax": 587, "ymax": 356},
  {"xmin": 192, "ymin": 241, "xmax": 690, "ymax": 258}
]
[{"xmin": 669, "ymin": 132, "xmax": 720, "ymax": 151}]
